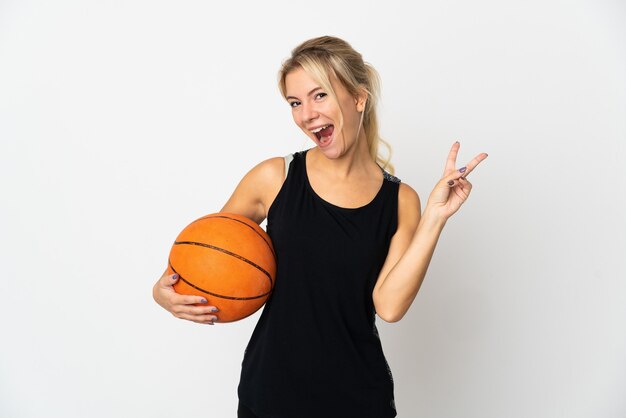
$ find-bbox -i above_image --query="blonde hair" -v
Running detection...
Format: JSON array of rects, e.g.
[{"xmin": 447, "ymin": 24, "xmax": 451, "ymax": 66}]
[{"xmin": 278, "ymin": 36, "xmax": 394, "ymax": 174}]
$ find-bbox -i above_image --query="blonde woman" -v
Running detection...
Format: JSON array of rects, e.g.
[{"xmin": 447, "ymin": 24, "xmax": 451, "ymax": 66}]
[{"xmin": 153, "ymin": 35, "xmax": 488, "ymax": 417}]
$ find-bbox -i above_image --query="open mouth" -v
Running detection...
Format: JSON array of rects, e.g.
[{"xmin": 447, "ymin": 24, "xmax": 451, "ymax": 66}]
[{"xmin": 312, "ymin": 124, "xmax": 334, "ymax": 141}]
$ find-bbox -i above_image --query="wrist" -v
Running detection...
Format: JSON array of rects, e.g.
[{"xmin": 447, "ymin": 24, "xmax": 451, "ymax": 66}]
[{"xmin": 419, "ymin": 207, "xmax": 447, "ymax": 229}]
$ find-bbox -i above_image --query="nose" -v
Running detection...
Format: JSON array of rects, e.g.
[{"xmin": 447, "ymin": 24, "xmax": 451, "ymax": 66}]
[{"xmin": 301, "ymin": 101, "xmax": 319, "ymax": 124}]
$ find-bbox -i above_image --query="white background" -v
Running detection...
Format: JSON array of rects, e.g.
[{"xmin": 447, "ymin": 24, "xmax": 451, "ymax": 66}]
[{"xmin": 1, "ymin": 0, "xmax": 625, "ymax": 417}]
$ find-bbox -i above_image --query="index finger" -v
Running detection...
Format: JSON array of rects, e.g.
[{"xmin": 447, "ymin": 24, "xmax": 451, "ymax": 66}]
[
  {"xmin": 444, "ymin": 141, "xmax": 461, "ymax": 175},
  {"xmin": 158, "ymin": 270, "xmax": 177, "ymax": 286}
]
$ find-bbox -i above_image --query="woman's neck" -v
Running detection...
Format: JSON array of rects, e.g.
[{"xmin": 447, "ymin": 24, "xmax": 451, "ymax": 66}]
[{"xmin": 308, "ymin": 132, "xmax": 378, "ymax": 181}]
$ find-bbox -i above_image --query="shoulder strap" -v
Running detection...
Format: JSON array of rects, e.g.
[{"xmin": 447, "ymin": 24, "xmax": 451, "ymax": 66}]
[
  {"xmin": 283, "ymin": 153, "xmax": 294, "ymax": 181},
  {"xmin": 377, "ymin": 164, "xmax": 401, "ymax": 184}
]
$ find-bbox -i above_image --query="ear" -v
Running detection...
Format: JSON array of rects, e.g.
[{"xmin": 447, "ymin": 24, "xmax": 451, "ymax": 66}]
[{"xmin": 354, "ymin": 87, "xmax": 368, "ymax": 113}]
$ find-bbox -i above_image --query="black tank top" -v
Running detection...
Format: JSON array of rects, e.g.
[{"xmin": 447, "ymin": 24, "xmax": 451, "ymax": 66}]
[{"xmin": 238, "ymin": 149, "xmax": 401, "ymax": 418}]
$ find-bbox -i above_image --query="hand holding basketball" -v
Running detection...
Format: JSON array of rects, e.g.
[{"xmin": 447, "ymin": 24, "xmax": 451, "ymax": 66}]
[
  {"xmin": 153, "ymin": 269, "xmax": 220, "ymax": 325},
  {"xmin": 154, "ymin": 212, "xmax": 277, "ymax": 324}
]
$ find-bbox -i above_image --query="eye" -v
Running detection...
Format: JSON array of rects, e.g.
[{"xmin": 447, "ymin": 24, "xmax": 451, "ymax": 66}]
[
  {"xmin": 315, "ymin": 92, "xmax": 327, "ymax": 100},
  {"xmin": 289, "ymin": 101, "xmax": 300, "ymax": 108}
]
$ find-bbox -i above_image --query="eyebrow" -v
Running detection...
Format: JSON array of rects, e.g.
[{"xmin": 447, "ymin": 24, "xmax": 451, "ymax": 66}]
[{"xmin": 285, "ymin": 87, "xmax": 322, "ymax": 101}]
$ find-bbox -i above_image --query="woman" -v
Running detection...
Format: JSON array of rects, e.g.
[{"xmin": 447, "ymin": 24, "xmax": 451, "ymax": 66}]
[{"xmin": 153, "ymin": 36, "xmax": 487, "ymax": 417}]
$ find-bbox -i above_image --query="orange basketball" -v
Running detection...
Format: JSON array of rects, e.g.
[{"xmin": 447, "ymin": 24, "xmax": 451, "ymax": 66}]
[{"xmin": 167, "ymin": 212, "xmax": 276, "ymax": 323}]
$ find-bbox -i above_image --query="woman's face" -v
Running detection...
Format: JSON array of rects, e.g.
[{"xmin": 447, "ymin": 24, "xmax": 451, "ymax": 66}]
[{"xmin": 285, "ymin": 67, "xmax": 366, "ymax": 159}]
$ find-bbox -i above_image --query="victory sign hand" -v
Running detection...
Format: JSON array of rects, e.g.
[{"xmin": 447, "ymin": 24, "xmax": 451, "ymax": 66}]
[{"xmin": 424, "ymin": 141, "xmax": 488, "ymax": 221}]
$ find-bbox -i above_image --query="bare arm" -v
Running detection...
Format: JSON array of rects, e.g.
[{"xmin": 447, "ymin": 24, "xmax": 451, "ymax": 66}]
[
  {"xmin": 372, "ymin": 183, "xmax": 428, "ymax": 323},
  {"xmin": 373, "ymin": 142, "xmax": 488, "ymax": 322},
  {"xmin": 219, "ymin": 157, "xmax": 285, "ymax": 223},
  {"xmin": 152, "ymin": 156, "xmax": 284, "ymax": 324}
]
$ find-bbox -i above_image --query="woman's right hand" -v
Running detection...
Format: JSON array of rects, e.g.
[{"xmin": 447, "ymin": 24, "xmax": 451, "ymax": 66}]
[{"xmin": 152, "ymin": 270, "xmax": 220, "ymax": 325}]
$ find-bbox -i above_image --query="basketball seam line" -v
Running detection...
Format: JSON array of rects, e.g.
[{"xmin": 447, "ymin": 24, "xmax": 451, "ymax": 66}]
[
  {"xmin": 174, "ymin": 240, "xmax": 273, "ymax": 284},
  {"xmin": 190, "ymin": 214, "xmax": 276, "ymax": 258},
  {"xmin": 168, "ymin": 260, "xmax": 272, "ymax": 301}
]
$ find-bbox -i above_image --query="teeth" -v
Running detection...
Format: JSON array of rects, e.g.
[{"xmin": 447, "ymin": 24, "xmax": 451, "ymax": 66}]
[{"xmin": 311, "ymin": 124, "xmax": 330, "ymax": 133}]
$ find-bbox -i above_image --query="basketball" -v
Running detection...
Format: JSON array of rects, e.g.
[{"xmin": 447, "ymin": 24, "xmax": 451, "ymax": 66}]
[{"xmin": 167, "ymin": 212, "xmax": 276, "ymax": 323}]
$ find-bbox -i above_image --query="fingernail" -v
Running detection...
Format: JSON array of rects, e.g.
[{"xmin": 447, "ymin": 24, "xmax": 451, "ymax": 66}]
[
  {"xmin": 172, "ymin": 274, "xmax": 179, "ymax": 280},
  {"xmin": 200, "ymin": 298, "xmax": 208, "ymax": 304},
  {"xmin": 447, "ymin": 180, "xmax": 454, "ymax": 186},
  {"xmin": 210, "ymin": 307, "xmax": 219, "ymax": 312},
  {"xmin": 459, "ymin": 166, "xmax": 467, "ymax": 173}
]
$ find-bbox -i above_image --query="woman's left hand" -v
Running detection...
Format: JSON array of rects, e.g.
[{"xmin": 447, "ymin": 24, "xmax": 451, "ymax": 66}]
[{"xmin": 424, "ymin": 141, "xmax": 488, "ymax": 221}]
